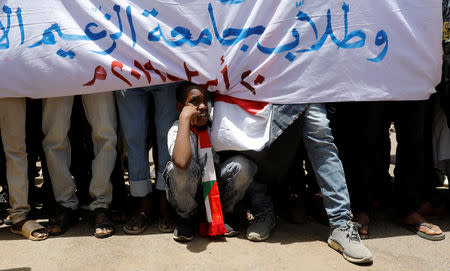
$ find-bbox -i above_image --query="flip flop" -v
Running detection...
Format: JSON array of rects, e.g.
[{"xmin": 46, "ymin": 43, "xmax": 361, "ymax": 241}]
[
  {"xmin": 11, "ymin": 220, "xmax": 48, "ymax": 241},
  {"xmin": 404, "ymin": 223, "xmax": 445, "ymax": 241},
  {"xmin": 123, "ymin": 212, "xmax": 148, "ymax": 235}
]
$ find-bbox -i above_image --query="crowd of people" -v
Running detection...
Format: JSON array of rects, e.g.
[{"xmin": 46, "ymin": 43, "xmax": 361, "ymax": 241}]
[{"xmin": 1, "ymin": 2, "xmax": 450, "ymax": 266}]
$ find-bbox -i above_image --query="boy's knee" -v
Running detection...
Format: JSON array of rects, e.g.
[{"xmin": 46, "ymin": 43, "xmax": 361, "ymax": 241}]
[
  {"xmin": 166, "ymin": 161, "xmax": 200, "ymax": 187},
  {"xmin": 220, "ymin": 155, "xmax": 257, "ymax": 186}
]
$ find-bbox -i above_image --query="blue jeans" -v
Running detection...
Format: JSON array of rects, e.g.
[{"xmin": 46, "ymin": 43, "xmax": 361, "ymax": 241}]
[
  {"xmin": 302, "ymin": 104, "xmax": 351, "ymax": 228},
  {"xmin": 164, "ymin": 155, "xmax": 257, "ymax": 218},
  {"xmin": 115, "ymin": 83, "xmax": 179, "ymax": 197},
  {"xmin": 241, "ymin": 103, "xmax": 351, "ymax": 228}
]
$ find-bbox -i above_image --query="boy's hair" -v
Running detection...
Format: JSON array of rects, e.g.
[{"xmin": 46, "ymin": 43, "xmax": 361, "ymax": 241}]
[{"xmin": 176, "ymin": 81, "xmax": 205, "ymax": 103}]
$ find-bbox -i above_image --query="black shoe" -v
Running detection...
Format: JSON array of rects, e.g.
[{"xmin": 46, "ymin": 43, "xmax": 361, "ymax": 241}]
[
  {"xmin": 223, "ymin": 213, "xmax": 239, "ymax": 237},
  {"xmin": 173, "ymin": 217, "xmax": 194, "ymax": 242}
]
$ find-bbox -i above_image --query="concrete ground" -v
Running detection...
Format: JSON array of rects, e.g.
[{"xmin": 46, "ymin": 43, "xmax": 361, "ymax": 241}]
[{"xmin": 0, "ymin": 211, "xmax": 449, "ymax": 271}]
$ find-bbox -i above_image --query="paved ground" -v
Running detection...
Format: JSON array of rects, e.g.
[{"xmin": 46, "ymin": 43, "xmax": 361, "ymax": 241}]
[{"xmin": 0, "ymin": 210, "xmax": 449, "ymax": 271}]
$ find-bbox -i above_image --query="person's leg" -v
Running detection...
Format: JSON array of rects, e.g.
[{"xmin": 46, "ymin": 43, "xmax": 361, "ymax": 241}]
[
  {"xmin": 150, "ymin": 83, "xmax": 179, "ymax": 232},
  {"xmin": 150, "ymin": 83, "xmax": 179, "ymax": 191},
  {"xmin": 42, "ymin": 96, "xmax": 78, "ymax": 235},
  {"xmin": 25, "ymin": 98, "xmax": 41, "ymax": 209},
  {"xmin": 441, "ymin": 42, "xmax": 450, "ymax": 128},
  {"xmin": 302, "ymin": 103, "xmax": 372, "ymax": 263},
  {"xmin": 82, "ymin": 92, "xmax": 117, "ymax": 211},
  {"xmin": 165, "ymin": 160, "xmax": 202, "ymax": 218},
  {"xmin": 115, "ymin": 88, "xmax": 153, "ymax": 233},
  {"xmin": 245, "ymin": 180, "xmax": 276, "ymax": 241},
  {"xmin": 82, "ymin": 92, "xmax": 117, "ymax": 238},
  {"xmin": 219, "ymin": 155, "xmax": 257, "ymax": 236},
  {"xmin": 301, "ymin": 103, "xmax": 351, "ymax": 229},
  {"xmin": 42, "ymin": 96, "xmax": 78, "ymax": 210},
  {"xmin": 0, "ymin": 98, "xmax": 47, "ymax": 240},
  {"xmin": 394, "ymin": 101, "xmax": 425, "ymax": 216},
  {"xmin": 219, "ymin": 155, "xmax": 257, "ymax": 214},
  {"xmin": 164, "ymin": 159, "xmax": 202, "ymax": 241},
  {"xmin": 394, "ymin": 101, "xmax": 444, "ymax": 240},
  {"xmin": 69, "ymin": 96, "xmax": 93, "ymax": 207},
  {"xmin": 109, "ymin": 124, "xmax": 128, "ymax": 224},
  {"xmin": 246, "ymin": 181, "xmax": 273, "ymax": 214},
  {"xmin": 115, "ymin": 88, "xmax": 156, "ymax": 234},
  {"xmin": 115, "ymin": 89, "xmax": 152, "ymax": 198},
  {"xmin": 352, "ymin": 102, "xmax": 388, "ymax": 237},
  {"xmin": 0, "ymin": 98, "xmax": 29, "ymax": 224}
]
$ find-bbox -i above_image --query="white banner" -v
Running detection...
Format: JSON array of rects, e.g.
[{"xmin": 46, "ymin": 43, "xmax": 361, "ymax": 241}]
[{"xmin": 0, "ymin": 0, "xmax": 443, "ymax": 103}]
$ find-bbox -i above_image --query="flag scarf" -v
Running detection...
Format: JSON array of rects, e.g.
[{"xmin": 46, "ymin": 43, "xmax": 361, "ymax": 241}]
[{"xmin": 191, "ymin": 127, "xmax": 227, "ymax": 236}]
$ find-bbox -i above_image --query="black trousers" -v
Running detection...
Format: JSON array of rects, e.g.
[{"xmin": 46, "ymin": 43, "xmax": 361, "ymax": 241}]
[{"xmin": 333, "ymin": 101, "xmax": 427, "ymax": 217}]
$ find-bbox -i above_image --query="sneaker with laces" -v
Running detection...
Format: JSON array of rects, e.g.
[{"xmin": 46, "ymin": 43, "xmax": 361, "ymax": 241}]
[
  {"xmin": 173, "ymin": 217, "xmax": 194, "ymax": 242},
  {"xmin": 246, "ymin": 209, "xmax": 276, "ymax": 242},
  {"xmin": 328, "ymin": 221, "xmax": 373, "ymax": 264}
]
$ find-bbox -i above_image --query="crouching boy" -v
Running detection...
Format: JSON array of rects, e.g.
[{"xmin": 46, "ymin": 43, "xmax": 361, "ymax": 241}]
[{"xmin": 164, "ymin": 82, "xmax": 257, "ymax": 242}]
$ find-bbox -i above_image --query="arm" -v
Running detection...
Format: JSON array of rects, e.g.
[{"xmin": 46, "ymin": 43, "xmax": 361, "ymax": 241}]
[{"xmin": 172, "ymin": 104, "xmax": 197, "ymax": 170}]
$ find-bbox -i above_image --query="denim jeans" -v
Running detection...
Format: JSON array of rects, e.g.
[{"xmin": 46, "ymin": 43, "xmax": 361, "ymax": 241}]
[
  {"xmin": 42, "ymin": 93, "xmax": 117, "ymax": 211},
  {"xmin": 302, "ymin": 104, "xmax": 351, "ymax": 228},
  {"xmin": 115, "ymin": 83, "xmax": 179, "ymax": 197},
  {"xmin": 239, "ymin": 103, "xmax": 351, "ymax": 228},
  {"xmin": 164, "ymin": 155, "xmax": 257, "ymax": 218}
]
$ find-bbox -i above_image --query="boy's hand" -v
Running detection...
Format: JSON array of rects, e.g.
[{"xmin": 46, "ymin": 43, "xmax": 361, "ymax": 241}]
[{"xmin": 180, "ymin": 103, "xmax": 200, "ymax": 125}]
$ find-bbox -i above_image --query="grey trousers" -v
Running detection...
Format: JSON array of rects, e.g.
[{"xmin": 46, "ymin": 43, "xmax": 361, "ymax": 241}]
[
  {"xmin": 42, "ymin": 92, "xmax": 117, "ymax": 211},
  {"xmin": 0, "ymin": 98, "xmax": 30, "ymax": 224}
]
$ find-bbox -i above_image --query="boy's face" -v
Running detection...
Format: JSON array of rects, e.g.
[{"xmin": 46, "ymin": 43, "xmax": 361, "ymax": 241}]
[{"xmin": 181, "ymin": 87, "xmax": 209, "ymax": 128}]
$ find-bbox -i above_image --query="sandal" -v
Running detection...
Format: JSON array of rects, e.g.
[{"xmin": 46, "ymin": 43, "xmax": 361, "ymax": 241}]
[
  {"xmin": 158, "ymin": 216, "xmax": 176, "ymax": 233},
  {"xmin": 123, "ymin": 212, "xmax": 148, "ymax": 235},
  {"xmin": 11, "ymin": 219, "xmax": 48, "ymax": 241},
  {"xmin": 93, "ymin": 208, "xmax": 115, "ymax": 239},
  {"xmin": 47, "ymin": 206, "xmax": 75, "ymax": 236},
  {"xmin": 403, "ymin": 222, "xmax": 445, "ymax": 241}
]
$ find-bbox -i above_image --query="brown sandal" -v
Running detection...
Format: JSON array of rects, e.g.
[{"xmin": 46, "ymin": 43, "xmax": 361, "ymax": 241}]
[
  {"xmin": 123, "ymin": 212, "xmax": 148, "ymax": 235},
  {"xmin": 11, "ymin": 219, "xmax": 48, "ymax": 241}
]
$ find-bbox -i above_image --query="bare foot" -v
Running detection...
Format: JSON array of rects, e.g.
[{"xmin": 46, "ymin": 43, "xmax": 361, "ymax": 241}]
[
  {"xmin": 159, "ymin": 192, "xmax": 175, "ymax": 233},
  {"xmin": 353, "ymin": 212, "xmax": 369, "ymax": 237},
  {"xmin": 47, "ymin": 208, "xmax": 73, "ymax": 236}
]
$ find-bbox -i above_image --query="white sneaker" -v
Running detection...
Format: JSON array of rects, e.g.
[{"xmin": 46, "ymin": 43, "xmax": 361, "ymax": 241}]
[{"xmin": 328, "ymin": 221, "xmax": 373, "ymax": 264}]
